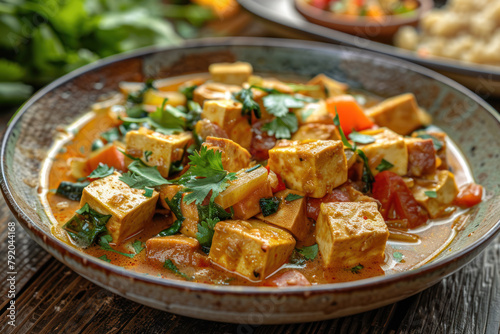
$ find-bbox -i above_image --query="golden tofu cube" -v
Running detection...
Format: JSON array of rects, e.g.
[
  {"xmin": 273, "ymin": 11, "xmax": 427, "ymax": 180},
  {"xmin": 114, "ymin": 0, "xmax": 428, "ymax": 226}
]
[
  {"xmin": 292, "ymin": 123, "xmax": 341, "ymax": 141},
  {"xmin": 366, "ymin": 93, "xmax": 428, "ymax": 135},
  {"xmin": 305, "ymin": 74, "xmax": 349, "ymax": 99},
  {"xmin": 209, "ymin": 62, "xmax": 253, "ymax": 86},
  {"xmin": 125, "ymin": 127, "xmax": 192, "ymax": 178},
  {"xmin": 202, "ymin": 100, "xmax": 252, "ymax": 149},
  {"xmin": 316, "ymin": 202, "xmax": 389, "ymax": 268},
  {"xmin": 256, "ymin": 189, "xmax": 311, "ymax": 241},
  {"xmin": 209, "ymin": 219, "xmax": 296, "ymax": 280},
  {"xmin": 412, "ymin": 170, "xmax": 459, "ymax": 218},
  {"xmin": 268, "ymin": 140, "xmax": 348, "ymax": 198},
  {"xmin": 294, "ymin": 101, "xmax": 332, "ymax": 125},
  {"xmin": 358, "ymin": 128, "xmax": 408, "ymax": 176},
  {"xmin": 193, "ymin": 82, "xmax": 241, "ymax": 106},
  {"xmin": 146, "ymin": 235, "xmax": 201, "ymax": 267},
  {"xmin": 80, "ymin": 173, "xmax": 159, "ymax": 243},
  {"xmin": 202, "ymin": 136, "xmax": 251, "ymax": 172}
]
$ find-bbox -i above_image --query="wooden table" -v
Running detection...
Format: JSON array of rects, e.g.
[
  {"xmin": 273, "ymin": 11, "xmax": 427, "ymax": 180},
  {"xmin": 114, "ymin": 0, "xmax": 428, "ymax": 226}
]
[{"xmin": 1, "ymin": 70, "xmax": 500, "ymax": 334}]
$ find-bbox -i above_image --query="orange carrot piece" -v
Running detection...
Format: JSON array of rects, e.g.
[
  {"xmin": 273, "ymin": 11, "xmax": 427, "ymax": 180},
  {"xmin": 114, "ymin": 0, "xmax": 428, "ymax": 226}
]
[
  {"xmin": 87, "ymin": 145, "xmax": 126, "ymax": 173},
  {"xmin": 325, "ymin": 95, "xmax": 374, "ymax": 135}
]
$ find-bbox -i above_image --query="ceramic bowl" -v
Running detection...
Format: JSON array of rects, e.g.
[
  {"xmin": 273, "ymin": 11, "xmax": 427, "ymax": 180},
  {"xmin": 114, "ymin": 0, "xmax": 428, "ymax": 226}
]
[
  {"xmin": 1, "ymin": 38, "xmax": 499, "ymax": 324},
  {"xmin": 294, "ymin": 0, "xmax": 433, "ymax": 40}
]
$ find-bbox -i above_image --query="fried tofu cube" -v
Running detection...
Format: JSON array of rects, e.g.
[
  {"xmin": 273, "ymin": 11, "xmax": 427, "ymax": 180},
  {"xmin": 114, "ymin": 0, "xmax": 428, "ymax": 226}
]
[
  {"xmin": 365, "ymin": 93, "xmax": 429, "ymax": 135},
  {"xmin": 304, "ymin": 74, "xmax": 349, "ymax": 99},
  {"xmin": 202, "ymin": 136, "xmax": 251, "ymax": 172},
  {"xmin": 268, "ymin": 140, "xmax": 348, "ymax": 198},
  {"xmin": 405, "ymin": 137, "xmax": 436, "ymax": 177},
  {"xmin": 316, "ymin": 202, "xmax": 389, "ymax": 268},
  {"xmin": 209, "ymin": 219, "xmax": 296, "ymax": 280},
  {"xmin": 193, "ymin": 82, "xmax": 241, "ymax": 106},
  {"xmin": 256, "ymin": 189, "xmax": 311, "ymax": 241},
  {"xmin": 294, "ymin": 101, "xmax": 332, "ymax": 125},
  {"xmin": 357, "ymin": 128, "xmax": 408, "ymax": 176},
  {"xmin": 209, "ymin": 62, "xmax": 253, "ymax": 86},
  {"xmin": 125, "ymin": 127, "xmax": 192, "ymax": 178},
  {"xmin": 80, "ymin": 173, "xmax": 159, "ymax": 243},
  {"xmin": 412, "ymin": 170, "xmax": 459, "ymax": 218},
  {"xmin": 292, "ymin": 123, "xmax": 341, "ymax": 141},
  {"xmin": 146, "ymin": 235, "xmax": 205, "ymax": 267},
  {"xmin": 202, "ymin": 99, "xmax": 252, "ymax": 149}
]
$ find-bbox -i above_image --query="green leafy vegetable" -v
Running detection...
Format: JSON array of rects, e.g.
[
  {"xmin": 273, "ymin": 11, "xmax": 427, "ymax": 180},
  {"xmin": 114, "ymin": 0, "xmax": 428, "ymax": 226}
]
[
  {"xmin": 196, "ymin": 218, "xmax": 219, "ymax": 249},
  {"xmin": 195, "ymin": 201, "xmax": 232, "ymax": 251},
  {"xmin": 259, "ymin": 197, "xmax": 281, "ymax": 217},
  {"xmin": 285, "ymin": 193, "xmax": 304, "ymax": 202},
  {"xmin": 376, "ymin": 159, "xmax": 394, "ymax": 172},
  {"xmin": 132, "ymin": 240, "xmax": 145, "ymax": 254},
  {"xmin": 262, "ymin": 113, "xmax": 298, "ymax": 139},
  {"xmin": 351, "ymin": 264, "xmax": 364, "ymax": 274},
  {"xmin": 180, "ymin": 84, "xmax": 197, "ymax": 100},
  {"xmin": 98, "ymin": 255, "xmax": 111, "ymax": 263},
  {"xmin": 56, "ymin": 181, "xmax": 90, "ymax": 201},
  {"xmin": 333, "ymin": 112, "xmax": 374, "ymax": 193},
  {"xmin": 119, "ymin": 160, "xmax": 170, "ymax": 190},
  {"xmin": 88, "ymin": 163, "xmax": 115, "ymax": 179},
  {"xmin": 99, "ymin": 234, "xmax": 135, "ymax": 258},
  {"xmin": 127, "ymin": 79, "xmax": 155, "ymax": 104},
  {"xmin": 144, "ymin": 187, "xmax": 154, "ymax": 198},
  {"xmin": 91, "ymin": 139, "xmax": 105, "ymax": 151},
  {"xmin": 233, "ymin": 87, "xmax": 261, "ymax": 119},
  {"xmin": 158, "ymin": 192, "xmax": 185, "ymax": 236},
  {"xmin": 425, "ymin": 190, "xmax": 437, "ymax": 198},
  {"xmin": 197, "ymin": 202, "xmax": 232, "ymax": 222},
  {"xmin": 144, "ymin": 150, "xmax": 153, "ymax": 162},
  {"xmin": 263, "ymin": 94, "xmax": 305, "ymax": 117},
  {"xmin": 296, "ymin": 244, "xmax": 318, "ymax": 260},
  {"xmin": 393, "ymin": 252, "xmax": 404, "ymax": 263},
  {"xmin": 149, "ymin": 99, "xmax": 186, "ymax": 132},
  {"xmin": 163, "ymin": 259, "xmax": 191, "ymax": 280},
  {"xmin": 63, "ymin": 203, "xmax": 111, "ymax": 247},
  {"xmin": 177, "ymin": 146, "xmax": 237, "ymax": 205},
  {"xmin": 349, "ymin": 130, "xmax": 375, "ymax": 144},
  {"xmin": 158, "ymin": 220, "xmax": 183, "ymax": 237},
  {"xmin": 101, "ymin": 127, "xmax": 121, "ymax": 143}
]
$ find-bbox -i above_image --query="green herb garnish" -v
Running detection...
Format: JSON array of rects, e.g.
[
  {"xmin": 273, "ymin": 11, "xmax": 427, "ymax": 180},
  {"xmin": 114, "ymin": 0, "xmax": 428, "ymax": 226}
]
[
  {"xmin": 393, "ymin": 252, "xmax": 404, "ymax": 263},
  {"xmin": 63, "ymin": 203, "xmax": 111, "ymax": 247},
  {"xmin": 285, "ymin": 193, "xmax": 304, "ymax": 202},
  {"xmin": 88, "ymin": 163, "xmax": 115, "ymax": 179},
  {"xmin": 143, "ymin": 187, "xmax": 154, "ymax": 198},
  {"xmin": 98, "ymin": 234, "xmax": 135, "ymax": 258},
  {"xmin": 233, "ymin": 87, "xmax": 261, "ymax": 119},
  {"xmin": 163, "ymin": 259, "xmax": 191, "ymax": 280},
  {"xmin": 132, "ymin": 240, "xmax": 145, "ymax": 254},
  {"xmin": 296, "ymin": 244, "xmax": 318, "ymax": 260},
  {"xmin": 245, "ymin": 164, "xmax": 261, "ymax": 173},
  {"xmin": 259, "ymin": 197, "xmax": 281, "ymax": 216},
  {"xmin": 180, "ymin": 84, "xmax": 198, "ymax": 100},
  {"xmin": 56, "ymin": 181, "xmax": 90, "ymax": 201},
  {"xmin": 351, "ymin": 264, "xmax": 364, "ymax": 274},
  {"xmin": 425, "ymin": 190, "xmax": 437, "ymax": 198},
  {"xmin": 98, "ymin": 255, "xmax": 111, "ymax": 263},
  {"xmin": 144, "ymin": 150, "xmax": 153, "ymax": 162},
  {"xmin": 349, "ymin": 130, "xmax": 375, "ymax": 144},
  {"xmin": 376, "ymin": 159, "xmax": 394, "ymax": 172},
  {"xmin": 119, "ymin": 160, "xmax": 170, "ymax": 190}
]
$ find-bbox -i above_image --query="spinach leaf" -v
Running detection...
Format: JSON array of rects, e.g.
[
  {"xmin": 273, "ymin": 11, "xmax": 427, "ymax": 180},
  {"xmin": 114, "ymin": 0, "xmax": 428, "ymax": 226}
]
[
  {"xmin": 259, "ymin": 197, "xmax": 281, "ymax": 216},
  {"xmin": 56, "ymin": 181, "xmax": 90, "ymax": 201},
  {"xmin": 63, "ymin": 203, "xmax": 111, "ymax": 247}
]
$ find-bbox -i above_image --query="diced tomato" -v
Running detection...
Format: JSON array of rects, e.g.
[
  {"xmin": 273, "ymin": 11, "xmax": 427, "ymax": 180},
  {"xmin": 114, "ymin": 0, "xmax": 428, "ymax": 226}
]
[
  {"xmin": 306, "ymin": 188, "xmax": 351, "ymax": 220},
  {"xmin": 454, "ymin": 183, "xmax": 483, "ymax": 208},
  {"xmin": 250, "ymin": 121, "xmax": 277, "ymax": 161},
  {"xmin": 265, "ymin": 165, "xmax": 286, "ymax": 193},
  {"xmin": 325, "ymin": 95, "xmax": 374, "ymax": 135},
  {"xmin": 87, "ymin": 144, "xmax": 126, "ymax": 172},
  {"xmin": 372, "ymin": 171, "xmax": 428, "ymax": 228},
  {"xmin": 264, "ymin": 270, "xmax": 311, "ymax": 287}
]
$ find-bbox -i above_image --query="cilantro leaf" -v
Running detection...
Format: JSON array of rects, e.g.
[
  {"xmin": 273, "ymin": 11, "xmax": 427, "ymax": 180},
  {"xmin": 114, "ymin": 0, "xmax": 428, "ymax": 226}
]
[
  {"xmin": 425, "ymin": 190, "xmax": 437, "ymax": 198},
  {"xmin": 127, "ymin": 79, "xmax": 155, "ymax": 104},
  {"xmin": 143, "ymin": 187, "xmax": 154, "ymax": 198},
  {"xmin": 163, "ymin": 259, "xmax": 191, "ymax": 280},
  {"xmin": 263, "ymin": 94, "xmax": 305, "ymax": 117},
  {"xmin": 262, "ymin": 113, "xmax": 298, "ymax": 139},
  {"xmin": 98, "ymin": 234, "xmax": 135, "ymax": 258},
  {"xmin": 296, "ymin": 244, "xmax": 318, "ymax": 260},
  {"xmin": 88, "ymin": 163, "xmax": 115, "ymax": 179},
  {"xmin": 285, "ymin": 193, "xmax": 304, "ymax": 202},
  {"xmin": 158, "ymin": 220, "xmax": 183, "ymax": 237},
  {"xmin": 119, "ymin": 160, "xmax": 170, "ymax": 190},
  {"xmin": 132, "ymin": 240, "xmax": 145, "ymax": 254},
  {"xmin": 351, "ymin": 264, "xmax": 364, "ymax": 274},
  {"xmin": 233, "ymin": 87, "xmax": 261, "ymax": 119},
  {"xmin": 349, "ymin": 130, "xmax": 375, "ymax": 144},
  {"xmin": 393, "ymin": 252, "xmax": 404, "ymax": 263},
  {"xmin": 180, "ymin": 84, "xmax": 198, "ymax": 100},
  {"xmin": 177, "ymin": 146, "xmax": 237, "ymax": 205},
  {"xmin": 144, "ymin": 150, "xmax": 152, "ymax": 162},
  {"xmin": 149, "ymin": 100, "xmax": 186, "ymax": 131},
  {"xmin": 63, "ymin": 203, "xmax": 111, "ymax": 247},
  {"xmin": 158, "ymin": 192, "xmax": 185, "ymax": 236},
  {"xmin": 196, "ymin": 218, "xmax": 219, "ymax": 249},
  {"xmin": 98, "ymin": 255, "xmax": 111, "ymax": 263},
  {"xmin": 101, "ymin": 127, "xmax": 121, "ymax": 143},
  {"xmin": 56, "ymin": 181, "xmax": 90, "ymax": 201},
  {"xmin": 259, "ymin": 197, "xmax": 281, "ymax": 216},
  {"xmin": 376, "ymin": 159, "xmax": 394, "ymax": 172}
]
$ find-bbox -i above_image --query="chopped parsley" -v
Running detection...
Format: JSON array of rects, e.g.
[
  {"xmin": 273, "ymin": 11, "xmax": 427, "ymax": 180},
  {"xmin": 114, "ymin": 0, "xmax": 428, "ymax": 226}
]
[
  {"xmin": 348, "ymin": 130, "xmax": 375, "ymax": 144},
  {"xmin": 233, "ymin": 87, "xmax": 261, "ymax": 119},
  {"xmin": 56, "ymin": 181, "xmax": 90, "ymax": 201},
  {"xmin": 127, "ymin": 79, "xmax": 155, "ymax": 104},
  {"xmin": 351, "ymin": 264, "xmax": 364, "ymax": 274},
  {"xmin": 296, "ymin": 244, "xmax": 319, "ymax": 260},
  {"xmin": 163, "ymin": 259, "xmax": 191, "ymax": 280},
  {"xmin": 263, "ymin": 93, "xmax": 305, "ymax": 117},
  {"xmin": 98, "ymin": 234, "xmax": 135, "ymax": 258},
  {"xmin": 98, "ymin": 255, "xmax": 111, "ymax": 263},
  {"xmin": 196, "ymin": 218, "xmax": 219, "ymax": 250},
  {"xmin": 285, "ymin": 193, "xmax": 303, "ymax": 202},
  {"xmin": 158, "ymin": 192, "xmax": 185, "ymax": 236},
  {"xmin": 144, "ymin": 150, "xmax": 153, "ymax": 162},
  {"xmin": 132, "ymin": 240, "xmax": 145, "ymax": 254},
  {"xmin": 195, "ymin": 202, "xmax": 232, "ymax": 251},
  {"xmin": 88, "ymin": 163, "xmax": 115, "ymax": 179},
  {"xmin": 62, "ymin": 203, "xmax": 111, "ymax": 247},
  {"xmin": 180, "ymin": 84, "xmax": 198, "ymax": 100},
  {"xmin": 425, "ymin": 190, "xmax": 437, "ymax": 198},
  {"xmin": 376, "ymin": 159, "xmax": 394, "ymax": 172},
  {"xmin": 176, "ymin": 146, "xmax": 237, "ymax": 205},
  {"xmin": 101, "ymin": 127, "xmax": 121, "ymax": 143},
  {"xmin": 259, "ymin": 197, "xmax": 280, "ymax": 216},
  {"xmin": 119, "ymin": 160, "xmax": 170, "ymax": 190},
  {"xmin": 334, "ymin": 112, "xmax": 374, "ymax": 193},
  {"xmin": 393, "ymin": 252, "xmax": 404, "ymax": 263},
  {"xmin": 262, "ymin": 113, "xmax": 298, "ymax": 139}
]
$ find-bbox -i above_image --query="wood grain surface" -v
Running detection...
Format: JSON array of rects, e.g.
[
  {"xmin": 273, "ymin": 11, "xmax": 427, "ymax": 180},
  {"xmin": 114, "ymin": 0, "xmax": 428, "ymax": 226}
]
[{"xmin": 1, "ymin": 86, "xmax": 499, "ymax": 334}]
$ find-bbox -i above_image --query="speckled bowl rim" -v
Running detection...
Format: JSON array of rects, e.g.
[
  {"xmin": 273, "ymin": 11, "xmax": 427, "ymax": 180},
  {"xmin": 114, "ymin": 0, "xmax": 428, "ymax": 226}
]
[{"xmin": 2, "ymin": 37, "xmax": 500, "ymax": 297}]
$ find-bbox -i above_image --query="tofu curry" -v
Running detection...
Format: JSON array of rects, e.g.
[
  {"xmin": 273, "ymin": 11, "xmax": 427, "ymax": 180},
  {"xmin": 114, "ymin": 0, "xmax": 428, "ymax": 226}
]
[{"xmin": 42, "ymin": 62, "xmax": 483, "ymax": 287}]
